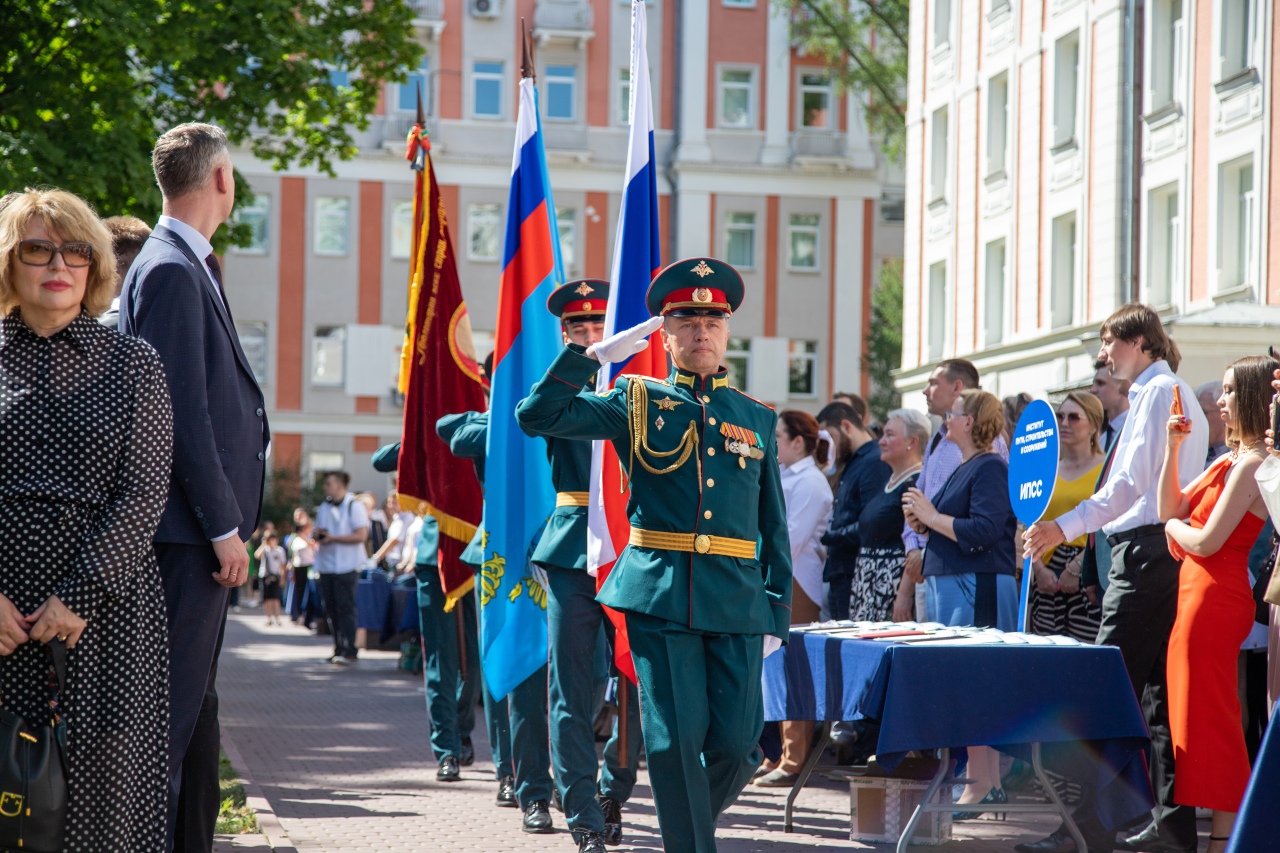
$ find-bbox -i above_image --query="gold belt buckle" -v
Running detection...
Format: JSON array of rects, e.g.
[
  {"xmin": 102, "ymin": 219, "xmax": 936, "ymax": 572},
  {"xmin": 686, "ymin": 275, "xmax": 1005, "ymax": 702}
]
[{"xmin": 693, "ymin": 534, "xmax": 711, "ymax": 554}]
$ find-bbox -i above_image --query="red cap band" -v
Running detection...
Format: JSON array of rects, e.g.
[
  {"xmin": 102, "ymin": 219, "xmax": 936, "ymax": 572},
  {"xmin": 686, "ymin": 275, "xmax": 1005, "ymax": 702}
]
[{"xmin": 662, "ymin": 286, "xmax": 730, "ymax": 313}]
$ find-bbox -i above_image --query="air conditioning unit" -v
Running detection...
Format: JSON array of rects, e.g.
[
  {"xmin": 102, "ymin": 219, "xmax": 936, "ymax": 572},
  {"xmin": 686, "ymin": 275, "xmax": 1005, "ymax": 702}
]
[{"xmin": 470, "ymin": 0, "xmax": 500, "ymax": 18}]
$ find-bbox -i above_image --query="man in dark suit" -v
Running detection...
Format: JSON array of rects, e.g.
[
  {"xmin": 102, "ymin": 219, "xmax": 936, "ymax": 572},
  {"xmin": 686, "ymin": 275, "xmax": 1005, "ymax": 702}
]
[{"xmin": 121, "ymin": 122, "xmax": 270, "ymax": 853}]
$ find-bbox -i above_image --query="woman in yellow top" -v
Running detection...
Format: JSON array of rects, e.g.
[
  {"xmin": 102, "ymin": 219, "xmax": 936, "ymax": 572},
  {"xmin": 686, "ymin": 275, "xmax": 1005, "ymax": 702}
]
[{"xmin": 1028, "ymin": 391, "xmax": 1107, "ymax": 642}]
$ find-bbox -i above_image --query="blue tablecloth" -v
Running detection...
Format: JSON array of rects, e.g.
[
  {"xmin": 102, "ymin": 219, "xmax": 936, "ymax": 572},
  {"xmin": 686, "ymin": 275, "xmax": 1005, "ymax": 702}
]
[
  {"xmin": 356, "ymin": 575, "xmax": 416, "ymax": 640},
  {"xmin": 1227, "ymin": 710, "xmax": 1279, "ymax": 853},
  {"xmin": 763, "ymin": 631, "xmax": 1156, "ymax": 829}
]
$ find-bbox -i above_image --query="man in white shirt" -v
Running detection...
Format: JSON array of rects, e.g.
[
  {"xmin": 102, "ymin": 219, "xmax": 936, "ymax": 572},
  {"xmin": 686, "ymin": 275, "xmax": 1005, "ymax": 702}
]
[
  {"xmin": 1022, "ymin": 305, "xmax": 1207, "ymax": 853},
  {"xmin": 314, "ymin": 471, "xmax": 370, "ymax": 665}
]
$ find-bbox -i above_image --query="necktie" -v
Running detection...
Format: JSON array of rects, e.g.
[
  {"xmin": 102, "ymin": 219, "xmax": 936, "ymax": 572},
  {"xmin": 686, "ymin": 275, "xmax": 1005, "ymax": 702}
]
[
  {"xmin": 204, "ymin": 253, "xmax": 229, "ymax": 311},
  {"xmin": 1103, "ymin": 422, "xmax": 1115, "ymax": 451}
]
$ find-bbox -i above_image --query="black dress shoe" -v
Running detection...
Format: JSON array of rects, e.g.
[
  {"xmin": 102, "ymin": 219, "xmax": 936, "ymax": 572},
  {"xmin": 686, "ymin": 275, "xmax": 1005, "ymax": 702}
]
[
  {"xmin": 552, "ymin": 786, "xmax": 564, "ymax": 812},
  {"xmin": 1014, "ymin": 830, "xmax": 1078, "ymax": 853},
  {"xmin": 598, "ymin": 796, "xmax": 623, "ymax": 845},
  {"xmin": 576, "ymin": 831, "xmax": 607, "ymax": 853},
  {"xmin": 1114, "ymin": 825, "xmax": 1195, "ymax": 853},
  {"xmin": 496, "ymin": 774, "xmax": 516, "ymax": 807},
  {"xmin": 436, "ymin": 755, "xmax": 460, "ymax": 782},
  {"xmin": 459, "ymin": 737, "xmax": 475, "ymax": 767},
  {"xmin": 522, "ymin": 800, "xmax": 554, "ymax": 833}
]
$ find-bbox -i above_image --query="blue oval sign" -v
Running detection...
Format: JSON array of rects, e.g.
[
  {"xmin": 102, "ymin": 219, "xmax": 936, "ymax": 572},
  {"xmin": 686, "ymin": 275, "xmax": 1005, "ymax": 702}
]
[{"xmin": 1008, "ymin": 398, "xmax": 1060, "ymax": 525}]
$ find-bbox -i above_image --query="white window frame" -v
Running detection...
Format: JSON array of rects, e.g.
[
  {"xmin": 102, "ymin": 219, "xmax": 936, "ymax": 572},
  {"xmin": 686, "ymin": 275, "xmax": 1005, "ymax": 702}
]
[
  {"xmin": 313, "ymin": 196, "xmax": 350, "ymax": 257},
  {"xmin": 724, "ymin": 212, "xmax": 757, "ymax": 270},
  {"xmin": 1147, "ymin": 0, "xmax": 1186, "ymax": 113},
  {"xmin": 983, "ymin": 239, "xmax": 1007, "ymax": 346},
  {"xmin": 391, "ymin": 200, "xmax": 415, "ymax": 261},
  {"xmin": 717, "ymin": 65, "xmax": 758, "ymax": 130},
  {"xmin": 396, "ymin": 59, "xmax": 431, "ymax": 114},
  {"xmin": 927, "ymin": 261, "xmax": 948, "ymax": 360},
  {"xmin": 555, "ymin": 206, "xmax": 577, "ymax": 274},
  {"xmin": 723, "ymin": 0, "xmax": 755, "ymax": 7},
  {"xmin": 986, "ymin": 73, "xmax": 1008, "ymax": 177},
  {"xmin": 1050, "ymin": 212, "xmax": 1078, "ymax": 328},
  {"xmin": 798, "ymin": 71, "xmax": 835, "ymax": 130},
  {"xmin": 1052, "ymin": 31, "xmax": 1081, "ymax": 151},
  {"xmin": 726, "ymin": 337, "xmax": 752, "ymax": 392},
  {"xmin": 933, "ymin": 0, "xmax": 953, "ymax": 51},
  {"xmin": 233, "ymin": 193, "xmax": 270, "ymax": 255},
  {"xmin": 788, "ymin": 340, "xmax": 818, "ymax": 399},
  {"xmin": 311, "ymin": 325, "xmax": 346, "ymax": 388},
  {"xmin": 467, "ymin": 202, "xmax": 503, "ymax": 262},
  {"xmin": 1218, "ymin": 0, "xmax": 1257, "ymax": 82},
  {"xmin": 930, "ymin": 106, "xmax": 949, "ymax": 204},
  {"xmin": 237, "ymin": 321, "xmax": 269, "ymax": 385},
  {"xmin": 617, "ymin": 68, "xmax": 631, "ymax": 125},
  {"xmin": 472, "ymin": 60, "xmax": 505, "ymax": 120},
  {"xmin": 308, "ymin": 451, "xmax": 345, "ymax": 478},
  {"xmin": 1218, "ymin": 156, "xmax": 1256, "ymax": 291},
  {"xmin": 787, "ymin": 213, "xmax": 821, "ymax": 272},
  {"xmin": 544, "ymin": 64, "xmax": 577, "ymax": 123},
  {"xmin": 1146, "ymin": 183, "xmax": 1180, "ymax": 307}
]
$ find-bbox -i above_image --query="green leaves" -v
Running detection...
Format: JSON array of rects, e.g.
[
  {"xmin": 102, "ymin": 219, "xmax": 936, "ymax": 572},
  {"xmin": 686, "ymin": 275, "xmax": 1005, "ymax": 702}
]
[
  {"xmin": 867, "ymin": 257, "xmax": 904, "ymax": 416},
  {"xmin": 0, "ymin": 0, "xmax": 423, "ymax": 248}
]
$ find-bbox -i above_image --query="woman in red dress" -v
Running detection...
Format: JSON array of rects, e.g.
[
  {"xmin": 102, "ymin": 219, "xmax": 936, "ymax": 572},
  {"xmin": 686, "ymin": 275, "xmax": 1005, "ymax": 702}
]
[{"xmin": 1159, "ymin": 354, "xmax": 1277, "ymax": 852}]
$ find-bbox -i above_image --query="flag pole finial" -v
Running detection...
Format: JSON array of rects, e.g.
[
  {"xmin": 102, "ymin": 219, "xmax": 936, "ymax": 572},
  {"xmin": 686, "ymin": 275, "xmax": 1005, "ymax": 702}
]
[{"xmin": 521, "ymin": 19, "xmax": 536, "ymax": 80}]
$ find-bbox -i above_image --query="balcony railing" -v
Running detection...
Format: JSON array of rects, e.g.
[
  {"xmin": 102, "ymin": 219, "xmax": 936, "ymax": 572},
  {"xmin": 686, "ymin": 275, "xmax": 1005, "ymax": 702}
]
[
  {"xmin": 406, "ymin": 0, "xmax": 444, "ymax": 22},
  {"xmin": 534, "ymin": 0, "xmax": 594, "ymax": 31},
  {"xmin": 791, "ymin": 131, "xmax": 847, "ymax": 159}
]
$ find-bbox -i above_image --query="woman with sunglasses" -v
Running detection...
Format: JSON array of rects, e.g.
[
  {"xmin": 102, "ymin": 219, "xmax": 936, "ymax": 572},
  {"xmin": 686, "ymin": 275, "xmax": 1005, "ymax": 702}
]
[
  {"xmin": 1026, "ymin": 391, "xmax": 1107, "ymax": 642},
  {"xmin": 0, "ymin": 189, "xmax": 171, "ymax": 849}
]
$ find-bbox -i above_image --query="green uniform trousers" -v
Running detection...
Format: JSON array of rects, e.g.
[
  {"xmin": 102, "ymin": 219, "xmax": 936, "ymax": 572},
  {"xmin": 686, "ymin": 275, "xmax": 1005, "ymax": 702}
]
[
  {"xmin": 546, "ymin": 566, "xmax": 642, "ymax": 833},
  {"xmin": 483, "ymin": 681, "xmax": 513, "ymax": 780},
  {"xmin": 626, "ymin": 611, "xmax": 764, "ymax": 853},
  {"xmin": 417, "ymin": 571, "xmax": 479, "ymax": 764},
  {"xmin": 509, "ymin": 663, "xmax": 554, "ymax": 806}
]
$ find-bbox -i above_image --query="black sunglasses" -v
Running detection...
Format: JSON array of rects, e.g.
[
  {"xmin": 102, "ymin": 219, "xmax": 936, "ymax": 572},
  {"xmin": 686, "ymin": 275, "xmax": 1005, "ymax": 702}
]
[{"xmin": 17, "ymin": 239, "xmax": 94, "ymax": 268}]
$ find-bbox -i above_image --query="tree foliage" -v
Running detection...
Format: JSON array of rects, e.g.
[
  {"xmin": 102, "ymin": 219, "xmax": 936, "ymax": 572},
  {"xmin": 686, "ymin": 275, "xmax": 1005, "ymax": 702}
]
[
  {"xmin": 866, "ymin": 257, "xmax": 903, "ymax": 416},
  {"xmin": 0, "ymin": 0, "xmax": 422, "ymax": 246},
  {"xmin": 782, "ymin": 0, "xmax": 909, "ymax": 162}
]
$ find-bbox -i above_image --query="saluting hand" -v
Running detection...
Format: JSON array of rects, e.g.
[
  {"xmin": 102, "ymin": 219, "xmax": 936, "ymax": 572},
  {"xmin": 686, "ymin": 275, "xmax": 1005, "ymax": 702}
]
[{"xmin": 587, "ymin": 316, "xmax": 663, "ymax": 365}]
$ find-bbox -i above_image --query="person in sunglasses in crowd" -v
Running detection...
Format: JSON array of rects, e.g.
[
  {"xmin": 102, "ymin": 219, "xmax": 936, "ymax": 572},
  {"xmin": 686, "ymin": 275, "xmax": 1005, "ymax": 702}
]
[{"xmin": 0, "ymin": 188, "xmax": 172, "ymax": 849}]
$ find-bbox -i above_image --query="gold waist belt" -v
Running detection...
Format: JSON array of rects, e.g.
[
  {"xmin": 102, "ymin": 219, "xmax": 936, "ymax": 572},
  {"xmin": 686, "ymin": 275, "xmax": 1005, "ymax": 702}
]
[
  {"xmin": 555, "ymin": 491, "xmax": 590, "ymax": 507},
  {"xmin": 628, "ymin": 527, "xmax": 757, "ymax": 559}
]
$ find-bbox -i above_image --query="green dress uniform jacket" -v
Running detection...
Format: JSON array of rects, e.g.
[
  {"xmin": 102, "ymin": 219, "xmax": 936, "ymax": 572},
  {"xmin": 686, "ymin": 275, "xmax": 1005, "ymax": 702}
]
[
  {"xmin": 515, "ymin": 344, "xmax": 793, "ymax": 640},
  {"xmin": 524, "ymin": 371, "xmax": 594, "ymax": 571},
  {"xmin": 437, "ymin": 411, "xmax": 488, "ymax": 568}
]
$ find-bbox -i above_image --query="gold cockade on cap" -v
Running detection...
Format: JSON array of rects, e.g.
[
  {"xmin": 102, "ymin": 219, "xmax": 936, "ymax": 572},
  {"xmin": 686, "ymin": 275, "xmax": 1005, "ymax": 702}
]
[{"xmin": 693, "ymin": 288, "xmax": 712, "ymax": 303}]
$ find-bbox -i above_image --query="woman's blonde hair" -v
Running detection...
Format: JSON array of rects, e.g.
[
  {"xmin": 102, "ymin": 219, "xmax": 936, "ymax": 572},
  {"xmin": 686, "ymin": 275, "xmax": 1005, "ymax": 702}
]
[
  {"xmin": 959, "ymin": 389, "xmax": 1005, "ymax": 452},
  {"xmin": 0, "ymin": 189, "xmax": 117, "ymax": 317},
  {"xmin": 1061, "ymin": 390, "xmax": 1106, "ymax": 454}
]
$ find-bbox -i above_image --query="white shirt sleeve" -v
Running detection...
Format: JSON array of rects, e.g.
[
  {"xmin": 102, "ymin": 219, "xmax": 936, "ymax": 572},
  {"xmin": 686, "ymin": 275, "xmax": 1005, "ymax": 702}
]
[{"xmin": 785, "ymin": 473, "xmax": 833, "ymax": 565}]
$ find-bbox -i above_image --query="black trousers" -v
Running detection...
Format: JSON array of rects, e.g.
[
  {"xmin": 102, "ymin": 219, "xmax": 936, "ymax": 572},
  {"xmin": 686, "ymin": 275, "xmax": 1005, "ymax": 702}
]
[
  {"xmin": 1071, "ymin": 531, "xmax": 1196, "ymax": 849},
  {"xmin": 319, "ymin": 571, "xmax": 359, "ymax": 658},
  {"xmin": 156, "ymin": 542, "xmax": 231, "ymax": 853}
]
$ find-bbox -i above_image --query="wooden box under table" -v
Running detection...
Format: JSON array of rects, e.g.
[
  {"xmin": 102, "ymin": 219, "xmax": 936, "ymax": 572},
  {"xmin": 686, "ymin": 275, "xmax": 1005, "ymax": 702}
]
[{"xmin": 831, "ymin": 758, "xmax": 952, "ymax": 846}]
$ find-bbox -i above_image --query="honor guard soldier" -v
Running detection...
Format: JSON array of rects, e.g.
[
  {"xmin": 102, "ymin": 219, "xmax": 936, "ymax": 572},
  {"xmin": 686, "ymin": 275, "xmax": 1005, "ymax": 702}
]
[
  {"xmin": 517, "ymin": 258, "xmax": 793, "ymax": 853},
  {"xmin": 527, "ymin": 280, "xmax": 643, "ymax": 853}
]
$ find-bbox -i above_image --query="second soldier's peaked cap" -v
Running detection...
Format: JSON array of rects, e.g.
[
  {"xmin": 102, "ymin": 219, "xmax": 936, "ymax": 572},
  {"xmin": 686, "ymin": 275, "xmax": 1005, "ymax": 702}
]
[{"xmin": 547, "ymin": 279, "xmax": 610, "ymax": 320}]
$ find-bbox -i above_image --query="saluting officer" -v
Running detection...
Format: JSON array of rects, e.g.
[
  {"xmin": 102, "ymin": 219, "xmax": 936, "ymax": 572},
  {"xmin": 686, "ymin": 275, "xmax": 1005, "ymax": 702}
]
[
  {"xmin": 527, "ymin": 280, "xmax": 643, "ymax": 853},
  {"xmin": 516, "ymin": 258, "xmax": 792, "ymax": 853}
]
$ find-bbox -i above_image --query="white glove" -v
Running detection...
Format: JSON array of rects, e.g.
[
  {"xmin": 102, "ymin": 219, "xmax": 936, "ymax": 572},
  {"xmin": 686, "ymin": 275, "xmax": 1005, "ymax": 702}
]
[
  {"xmin": 586, "ymin": 316, "xmax": 663, "ymax": 364},
  {"xmin": 763, "ymin": 635, "xmax": 783, "ymax": 658}
]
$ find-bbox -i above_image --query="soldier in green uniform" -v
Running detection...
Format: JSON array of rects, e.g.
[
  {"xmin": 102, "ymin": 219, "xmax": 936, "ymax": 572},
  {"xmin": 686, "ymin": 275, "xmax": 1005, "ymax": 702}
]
[
  {"xmin": 516, "ymin": 258, "xmax": 792, "ymax": 853},
  {"xmin": 437, "ymin": 410, "xmax": 556, "ymax": 831},
  {"xmin": 527, "ymin": 280, "xmax": 644, "ymax": 853}
]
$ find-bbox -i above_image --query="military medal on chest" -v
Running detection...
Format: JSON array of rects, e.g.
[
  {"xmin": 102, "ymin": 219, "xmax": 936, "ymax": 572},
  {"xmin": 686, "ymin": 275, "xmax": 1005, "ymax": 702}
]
[{"xmin": 720, "ymin": 422, "xmax": 764, "ymax": 467}]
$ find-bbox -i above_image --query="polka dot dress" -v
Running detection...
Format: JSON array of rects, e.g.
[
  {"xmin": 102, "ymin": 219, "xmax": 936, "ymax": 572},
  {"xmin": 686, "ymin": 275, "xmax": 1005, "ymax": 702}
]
[{"xmin": 0, "ymin": 310, "xmax": 172, "ymax": 852}]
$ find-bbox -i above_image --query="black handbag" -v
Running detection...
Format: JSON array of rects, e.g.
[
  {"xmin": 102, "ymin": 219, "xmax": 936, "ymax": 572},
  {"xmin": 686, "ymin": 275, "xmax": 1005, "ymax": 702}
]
[{"xmin": 0, "ymin": 640, "xmax": 68, "ymax": 853}]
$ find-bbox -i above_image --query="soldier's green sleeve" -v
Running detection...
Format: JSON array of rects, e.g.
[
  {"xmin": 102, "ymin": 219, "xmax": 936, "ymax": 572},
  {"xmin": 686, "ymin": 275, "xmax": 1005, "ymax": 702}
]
[
  {"xmin": 516, "ymin": 345, "xmax": 629, "ymax": 441},
  {"xmin": 757, "ymin": 412, "xmax": 794, "ymax": 641},
  {"xmin": 370, "ymin": 441, "xmax": 400, "ymax": 473},
  {"xmin": 436, "ymin": 411, "xmax": 487, "ymax": 459}
]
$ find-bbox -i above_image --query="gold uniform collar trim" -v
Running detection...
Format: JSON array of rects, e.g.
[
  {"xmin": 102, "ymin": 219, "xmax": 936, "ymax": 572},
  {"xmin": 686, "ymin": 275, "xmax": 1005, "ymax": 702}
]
[{"xmin": 673, "ymin": 372, "xmax": 730, "ymax": 391}]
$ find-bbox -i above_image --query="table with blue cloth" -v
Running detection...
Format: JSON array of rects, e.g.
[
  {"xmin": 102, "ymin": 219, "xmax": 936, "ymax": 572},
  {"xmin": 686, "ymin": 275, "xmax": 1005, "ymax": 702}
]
[
  {"xmin": 356, "ymin": 572, "xmax": 417, "ymax": 643},
  {"xmin": 763, "ymin": 629, "xmax": 1155, "ymax": 851}
]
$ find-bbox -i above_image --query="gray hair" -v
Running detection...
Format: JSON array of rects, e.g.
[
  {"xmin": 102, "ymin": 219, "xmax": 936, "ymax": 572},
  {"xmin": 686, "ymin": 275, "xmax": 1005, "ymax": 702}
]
[
  {"xmin": 1196, "ymin": 380, "xmax": 1223, "ymax": 402},
  {"xmin": 885, "ymin": 408, "xmax": 932, "ymax": 452},
  {"xmin": 152, "ymin": 123, "xmax": 229, "ymax": 200}
]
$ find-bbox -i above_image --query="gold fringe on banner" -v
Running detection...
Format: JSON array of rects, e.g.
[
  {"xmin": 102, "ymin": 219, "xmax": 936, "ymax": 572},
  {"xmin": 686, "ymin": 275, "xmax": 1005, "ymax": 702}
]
[
  {"xmin": 442, "ymin": 575, "xmax": 476, "ymax": 613},
  {"xmin": 397, "ymin": 493, "xmax": 479, "ymax": 544}
]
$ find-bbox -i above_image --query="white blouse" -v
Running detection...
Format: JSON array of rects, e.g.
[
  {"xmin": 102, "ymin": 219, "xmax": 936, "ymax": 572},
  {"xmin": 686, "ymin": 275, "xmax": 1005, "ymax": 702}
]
[{"xmin": 779, "ymin": 455, "xmax": 834, "ymax": 611}]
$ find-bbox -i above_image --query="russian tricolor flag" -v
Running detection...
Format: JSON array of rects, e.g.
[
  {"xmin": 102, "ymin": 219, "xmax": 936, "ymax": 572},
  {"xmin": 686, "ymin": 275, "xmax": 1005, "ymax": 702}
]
[
  {"xmin": 480, "ymin": 74, "xmax": 564, "ymax": 700},
  {"xmin": 587, "ymin": 0, "xmax": 665, "ymax": 683}
]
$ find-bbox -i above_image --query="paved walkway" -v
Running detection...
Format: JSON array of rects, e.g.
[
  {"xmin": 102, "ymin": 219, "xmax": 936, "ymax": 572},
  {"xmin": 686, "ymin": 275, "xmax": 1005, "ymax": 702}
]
[{"xmin": 216, "ymin": 611, "xmax": 1068, "ymax": 852}]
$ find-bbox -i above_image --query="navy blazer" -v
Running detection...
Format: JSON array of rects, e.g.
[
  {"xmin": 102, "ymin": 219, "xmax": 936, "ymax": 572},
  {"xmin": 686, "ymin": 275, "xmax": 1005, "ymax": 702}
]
[
  {"xmin": 921, "ymin": 452, "xmax": 1017, "ymax": 577},
  {"xmin": 121, "ymin": 224, "xmax": 269, "ymax": 545}
]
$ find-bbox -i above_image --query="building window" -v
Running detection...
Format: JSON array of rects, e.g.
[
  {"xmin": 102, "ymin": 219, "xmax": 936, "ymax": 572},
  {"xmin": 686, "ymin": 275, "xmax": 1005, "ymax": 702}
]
[
  {"xmin": 308, "ymin": 451, "xmax": 345, "ymax": 478},
  {"xmin": 799, "ymin": 73, "xmax": 833, "ymax": 129},
  {"xmin": 473, "ymin": 61, "xmax": 504, "ymax": 119},
  {"xmin": 1053, "ymin": 31, "xmax": 1080, "ymax": 150},
  {"xmin": 1147, "ymin": 184, "xmax": 1180, "ymax": 307},
  {"xmin": 990, "ymin": 0, "xmax": 1011, "ymax": 14},
  {"xmin": 467, "ymin": 203, "xmax": 502, "ymax": 262},
  {"xmin": 726, "ymin": 338, "xmax": 751, "ymax": 392},
  {"xmin": 314, "ymin": 196, "xmax": 350, "ymax": 257},
  {"xmin": 545, "ymin": 65, "xmax": 576, "ymax": 122},
  {"xmin": 1219, "ymin": 157, "xmax": 1255, "ymax": 289},
  {"xmin": 556, "ymin": 207, "xmax": 577, "ymax": 273},
  {"xmin": 1051, "ymin": 212, "xmax": 1077, "ymax": 328},
  {"xmin": 237, "ymin": 322, "xmax": 269, "ymax": 384},
  {"xmin": 934, "ymin": 0, "xmax": 952, "ymax": 49},
  {"xmin": 927, "ymin": 262, "xmax": 947, "ymax": 360},
  {"xmin": 391, "ymin": 201, "xmax": 414, "ymax": 260},
  {"xmin": 724, "ymin": 212, "xmax": 756, "ymax": 269},
  {"xmin": 881, "ymin": 190, "xmax": 906, "ymax": 223},
  {"xmin": 312, "ymin": 326, "xmax": 346, "ymax": 387},
  {"xmin": 984, "ymin": 240, "xmax": 1006, "ymax": 346},
  {"xmin": 617, "ymin": 68, "xmax": 631, "ymax": 125},
  {"xmin": 233, "ymin": 194, "xmax": 270, "ymax": 254},
  {"xmin": 398, "ymin": 60, "xmax": 430, "ymax": 112},
  {"xmin": 1150, "ymin": 0, "xmax": 1185, "ymax": 109},
  {"xmin": 930, "ymin": 106, "xmax": 949, "ymax": 203},
  {"xmin": 787, "ymin": 213, "xmax": 820, "ymax": 271},
  {"xmin": 987, "ymin": 73, "xmax": 1008, "ymax": 177},
  {"xmin": 788, "ymin": 340, "xmax": 817, "ymax": 397},
  {"xmin": 724, "ymin": 0, "xmax": 755, "ymax": 7},
  {"xmin": 1220, "ymin": 0, "xmax": 1255, "ymax": 80},
  {"xmin": 718, "ymin": 67, "xmax": 757, "ymax": 129}
]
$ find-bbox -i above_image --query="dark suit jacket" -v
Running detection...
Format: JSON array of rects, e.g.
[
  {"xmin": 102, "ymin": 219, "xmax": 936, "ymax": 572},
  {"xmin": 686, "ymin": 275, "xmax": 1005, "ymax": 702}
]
[{"xmin": 121, "ymin": 224, "xmax": 269, "ymax": 545}]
